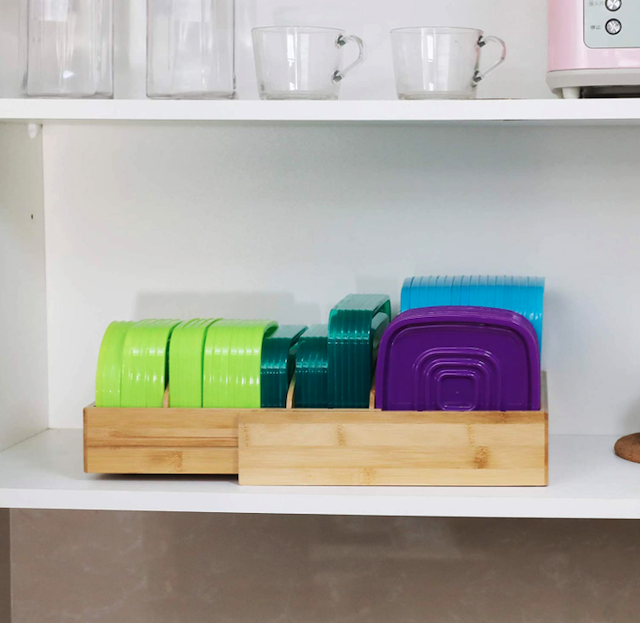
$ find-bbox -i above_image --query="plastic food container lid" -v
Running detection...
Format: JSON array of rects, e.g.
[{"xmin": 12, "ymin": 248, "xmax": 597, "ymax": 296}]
[
  {"xmin": 328, "ymin": 294, "xmax": 391, "ymax": 409},
  {"xmin": 375, "ymin": 306, "xmax": 541, "ymax": 412},
  {"xmin": 261, "ymin": 325, "xmax": 307, "ymax": 408},
  {"xmin": 202, "ymin": 319, "xmax": 278, "ymax": 409},
  {"xmin": 121, "ymin": 319, "xmax": 181, "ymax": 408},
  {"xmin": 400, "ymin": 275, "xmax": 545, "ymax": 351},
  {"xmin": 295, "ymin": 324, "xmax": 329, "ymax": 409},
  {"xmin": 95, "ymin": 320, "xmax": 134, "ymax": 407},
  {"xmin": 169, "ymin": 318, "xmax": 221, "ymax": 408}
]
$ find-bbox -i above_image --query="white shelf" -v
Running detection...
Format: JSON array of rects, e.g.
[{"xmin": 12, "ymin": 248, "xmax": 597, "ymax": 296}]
[
  {"xmin": 0, "ymin": 429, "xmax": 639, "ymax": 518},
  {"xmin": 2, "ymin": 98, "xmax": 640, "ymax": 124}
]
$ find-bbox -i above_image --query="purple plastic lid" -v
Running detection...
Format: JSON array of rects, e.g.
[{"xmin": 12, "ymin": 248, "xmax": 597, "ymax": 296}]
[{"xmin": 375, "ymin": 307, "xmax": 541, "ymax": 412}]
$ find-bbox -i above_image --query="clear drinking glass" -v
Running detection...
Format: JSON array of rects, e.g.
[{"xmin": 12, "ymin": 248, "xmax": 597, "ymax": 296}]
[
  {"xmin": 147, "ymin": 0, "xmax": 235, "ymax": 99},
  {"xmin": 22, "ymin": 0, "xmax": 113, "ymax": 98},
  {"xmin": 391, "ymin": 27, "xmax": 506, "ymax": 100},
  {"xmin": 252, "ymin": 26, "xmax": 366, "ymax": 100}
]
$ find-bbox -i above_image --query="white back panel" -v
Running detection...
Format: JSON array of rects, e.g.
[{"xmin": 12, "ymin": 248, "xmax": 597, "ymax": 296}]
[
  {"xmin": 0, "ymin": 124, "xmax": 48, "ymax": 450},
  {"xmin": 43, "ymin": 122, "xmax": 640, "ymax": 435}
]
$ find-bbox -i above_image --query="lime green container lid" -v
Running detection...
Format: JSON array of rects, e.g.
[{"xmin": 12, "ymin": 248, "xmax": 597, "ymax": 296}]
[
  {"xmin": 169, "ymin": 318, "xmax": 221, "ymax": 408},
  {"xmin": 328, "ymin": 294, "xmax": 391, "ymax": 409},
  {"xmin": 202, "ymin": 319, "xmax": 278, "ymax": 409},
  {"xmin": 95, "ymin": 321, "xmax": 134, "ymax": 407},
  {"xmin": 261, "ymin": 325, "xmax": 307, "ymax": 408},
  {"xmin": 294, "ymin": 324, "xmax": 329, "ymax": 409},
  {"xmin": 120, "ymin": 319, "xmax": 181, "ymax": 408}
]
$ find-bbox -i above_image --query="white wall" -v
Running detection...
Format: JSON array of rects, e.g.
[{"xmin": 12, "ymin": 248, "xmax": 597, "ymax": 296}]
[
  {"xmin": 0, "ymin": 124, "xmax": 48, "ymax": 451},
  {"xmin": 1, "ymin": 0, "xmax": 549, "ymax": 100},
  {"xmin": 43, "ymin": 122, "xmax": 640, "ymax": 436}
]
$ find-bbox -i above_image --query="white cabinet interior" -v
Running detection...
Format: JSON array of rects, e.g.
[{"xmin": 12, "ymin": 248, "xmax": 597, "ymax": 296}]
[
  {"xmin": 0, "ymin": 125, "xmax": 47, "ymax": 452},
  {"xmin": 1, "ymin": 0, "xmax": 640, "ymax": 516}
]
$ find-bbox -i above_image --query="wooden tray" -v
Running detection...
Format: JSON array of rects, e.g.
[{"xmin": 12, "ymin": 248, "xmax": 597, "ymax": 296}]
[
  {"xmin": 84, "ymin": 386, "xmax": 239, "ymax": 474},
  {"xmin": 84, "ymin": 374, "xmax": 548, "ymax": 486}
]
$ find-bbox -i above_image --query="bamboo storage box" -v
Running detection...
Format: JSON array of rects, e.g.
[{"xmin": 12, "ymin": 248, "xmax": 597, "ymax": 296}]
[{"xmin": 84, "ymin": 374, "xmax": 548, "ymax": 486}]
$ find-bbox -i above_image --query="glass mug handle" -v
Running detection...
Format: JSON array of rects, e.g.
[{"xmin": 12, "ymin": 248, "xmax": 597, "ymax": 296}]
[
  {"xmin": 472, "ymin": 35, "xmax": 507, "ymax": 86},
  {"xmin": 332, "ymin": 34, "xmax": 366, "ymax": 83}
]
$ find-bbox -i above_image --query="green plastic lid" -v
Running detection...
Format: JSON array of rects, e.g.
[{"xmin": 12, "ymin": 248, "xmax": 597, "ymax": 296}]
[
  {"xmin": 202, "ymin": 320, "xmax": 278, "ymax": 408},
  {"xmin": 120, "ymin": 319, "xmax": 181, "ymax": 408},
  {"xmin": 169, "ymin": 318, "xmax": 221, "ymax": 408},
  {"xmin": 294, "ymin": 325, "xmax": 329, "ymax": 409},
  {"xmin": 95, "ymin": 321, "xmax": 133, "ymax": 407}
]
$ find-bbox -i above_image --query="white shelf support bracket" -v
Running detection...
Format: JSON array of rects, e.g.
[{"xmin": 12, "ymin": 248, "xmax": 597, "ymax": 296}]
[{"xmin": 27, "ymin": 123, "xmax": 42, "ymax": 140}]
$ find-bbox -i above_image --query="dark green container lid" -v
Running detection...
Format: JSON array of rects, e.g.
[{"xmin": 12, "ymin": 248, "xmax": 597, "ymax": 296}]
[
  {"xmin": 328, "ymin": 295, "xmax": 391, "ymax": 409},
  {"xmin": 294, "ymin": 325, "xmax": 329, "ymax": 409},
  {"xmin": 261, "ymin": 325, "xmax": 307, "ymax": 408}
]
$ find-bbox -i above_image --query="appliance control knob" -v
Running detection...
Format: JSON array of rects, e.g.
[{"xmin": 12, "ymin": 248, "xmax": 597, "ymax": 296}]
[
  {"xmin": 606, "ymin": 0, "xmax": 622, "ymax": 11},
  {"xmin": 606, "ymin": 18, "xmax": 622, "ymax": 34}
]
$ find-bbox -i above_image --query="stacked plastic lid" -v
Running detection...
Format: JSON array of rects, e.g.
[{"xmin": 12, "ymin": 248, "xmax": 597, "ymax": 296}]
[
  {"xmin": 295, "ymin": 325, "xmax": 329, "ymax": 408},
  {"xmin": 328, "ymin": 294, "xmax": 391, "ymax": 408},
  {"xmin": 375, "ymin": 307, "xmax": 541, "ymax": 412},
  {"xmin": 95, "ymin": 321, "xmax": 134, "ymax": 408},
  {"xmin": 95, "ymin": 318, "xmax": 278, "ymax": 408},
  {"xmin": 95, "ymin": 293, "xmax": 393, "ymax": 411},
  {"xmin": 203, "ymin": 320, "xmax": 278, "ymax": 408},
  {"xmin": 120, "ymin": 320, "xmax": 181, "ymax": 408},
  {"xmin": 169, "ymin": 319, "xmax": 220, "ymax": 408},
  {"xmin": 401, "ymin": 276, "xmax": 544, "ymax": 349},
  {"xmin": 261, "ymin": 325, "xmax": 307, "ymax": 408},
  {"xmin": 95, "ymin": 283, "xmax": 545, "ymax": 413}
]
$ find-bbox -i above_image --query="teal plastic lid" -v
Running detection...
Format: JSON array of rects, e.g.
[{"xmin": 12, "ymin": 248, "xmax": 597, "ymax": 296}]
[
  {"xmin": 328, "ymin": 294, "xmax": 391, "ymax": 408},
  {"xmin": 261, "ymin": 325, "xmax": 307, "ymax": 408},
  {"xmin": 295, "ymin": 324, "xmax": 329, "ymax": 409}
]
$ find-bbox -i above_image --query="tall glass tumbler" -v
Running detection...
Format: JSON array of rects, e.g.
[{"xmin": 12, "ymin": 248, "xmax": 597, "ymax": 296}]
[
  {"xmin": 22, "ymin": 0, "xmax": 113, "ymax": 98},
  {"xmin": 147, "ymin": 0, "xmax": 236, "ymax": 99}
]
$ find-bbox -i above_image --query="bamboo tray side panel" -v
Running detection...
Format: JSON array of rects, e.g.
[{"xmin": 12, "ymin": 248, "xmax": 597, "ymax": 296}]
[
  {"xmin": 83, "ymin": 406, "xmax": 242, "ymax": 474},
  {"xmin": 237, "ymin": 375, "xmax": 549, "ymax": 487}
]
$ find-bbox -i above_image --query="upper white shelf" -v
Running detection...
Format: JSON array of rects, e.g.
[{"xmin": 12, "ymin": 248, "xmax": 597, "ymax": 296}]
[
  {"xmin": 3, "ymin": 98, "xmax": 640, "ymax": 124},
  {"xmin": 1, "ymin": 429, "xmax": 639, "ymax": 518}
]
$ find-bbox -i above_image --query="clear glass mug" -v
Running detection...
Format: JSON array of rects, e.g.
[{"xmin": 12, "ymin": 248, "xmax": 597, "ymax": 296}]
[
  {"xmin": 147, "ymin": 0, "xmax": 236, "ymax": 100},
  {"xmin": 391, "ymin": 27, "xmax": 506, "ymax": 100},
  {"xmin": 22, "ymin": 0, "xmax": 113, "ymax": 98},
  {"xmin": 252, "ymin": 26, "xmax": 366, "ymax": 100}
]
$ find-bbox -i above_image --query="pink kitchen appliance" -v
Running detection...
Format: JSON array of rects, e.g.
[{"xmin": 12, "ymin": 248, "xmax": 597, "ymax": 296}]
[{"xmin": 548, "ymin": 0, "xmax": 640, "ymax": 97}]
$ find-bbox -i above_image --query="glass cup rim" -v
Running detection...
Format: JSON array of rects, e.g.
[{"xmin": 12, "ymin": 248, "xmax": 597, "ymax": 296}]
[
  {"xmin": 252, "ymin": 26, "xmax": 345, "ymax": 36},
  {"xmin": 391, "ymin": 27, "xmax": 483, "ymax": 36}
]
